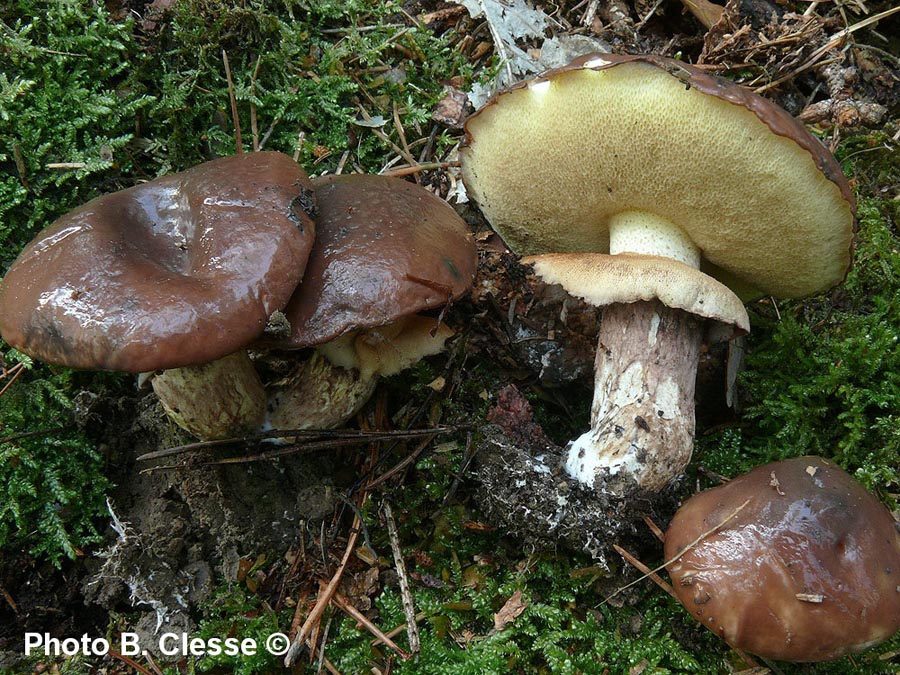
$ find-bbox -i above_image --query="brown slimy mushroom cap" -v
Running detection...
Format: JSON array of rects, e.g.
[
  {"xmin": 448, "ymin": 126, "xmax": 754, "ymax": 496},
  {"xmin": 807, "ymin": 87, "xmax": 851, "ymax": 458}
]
[
  {"xmin": 460, "ymin": 53, "xmax": 855, "ymax": 299},
  {"xmin": 524, "ymin": 252, "xmax": 750, "ymax": 336},
  {"xmin": 665, "ymin": 456, "xmax": 900, "ymax": 662},
  {"xmin": 0, "ymin": 152, "xmax": 316, "ymax": 372},
  {"xmin": 269, "ymin": 174, "xmax": 477, "ymax": 349}
]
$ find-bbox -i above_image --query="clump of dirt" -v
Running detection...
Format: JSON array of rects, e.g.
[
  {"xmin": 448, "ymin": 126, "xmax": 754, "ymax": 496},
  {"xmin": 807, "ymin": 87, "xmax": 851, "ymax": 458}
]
[
  {"xmin": 475, "ymin": 385, "xmax": 680, "ymax": 566},
  {"xmin": 80, "ymin": 392, "xmax": 339, "ymax": 650},
  {"xmin": 469, "ymin": 238, "xmax": 601, "ymax": 387}
]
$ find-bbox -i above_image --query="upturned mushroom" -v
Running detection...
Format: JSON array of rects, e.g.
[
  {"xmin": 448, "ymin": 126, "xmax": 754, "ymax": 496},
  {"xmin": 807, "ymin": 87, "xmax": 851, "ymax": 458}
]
[
  {"xmin": 261, "ymin": 174, "xmax": 476, "ymax": 431},
  {"xmin": 0, "ymin": 152, "xmax": 316, "ymax": 439},
  {"xmin": 460, "ymin": 54, "xmax": 855, "ymax": 494},
  {"xmin": 665, "ymin": 456, "xmax": 900, "ymax": 661}
]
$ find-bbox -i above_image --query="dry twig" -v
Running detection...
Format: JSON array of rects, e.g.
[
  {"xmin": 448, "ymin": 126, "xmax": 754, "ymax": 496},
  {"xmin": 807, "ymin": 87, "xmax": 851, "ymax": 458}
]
[
  {"xmin": 382, "ymin": 501, "xmax": 421, "ymax": 653},
  {"xmin": 612, "ymin": 544, "xmax": 677, "ymax": 600},
  {"xmin": 284, "ymin": 519, "xmax": 361, "ymax": 667},
  {"xmin": 249, "ymin": 55, "xmax": 262, "ymax": 152},
  {"xmin": 0, "ymin": 585, "xmax": 17, "ymax": 613},
  {"xmin": 382, "ymin": 161, "xmax": 459, "ymax": 178},
  {"xmin": 143, "ymin": 651, "xmax": 165, "ymax": 675},
  {"xmin": 221, "ymin": 50, "xmax": 243, "ymax": 153},
  {"xmin": 613, "ymin": 543, "xmax": 764, "ymax": 671},
  {"xmin": 755, "ymin": 5, "xmax": 900, "ymax": 93},
  {"xmin": 333, "ymin": 591, "xmax": 411, "ymax": 660},
  {"xmin": 641, "ymin": 514, "xmax": 666, "ymax": 543},
  {"xmin": 136, "ymin": 425, "xmax": 463, "ymax": 463},
  {"xmin": 0, "ymin": 362, "xmax": 25, "ymax": 399},
  {"xmin": 601, "ymin": 498, "xmax": 751, "ymax": 604},
  {"xmin": 107, "ymin": 649, "xmax": 155, "ymax": 675}
]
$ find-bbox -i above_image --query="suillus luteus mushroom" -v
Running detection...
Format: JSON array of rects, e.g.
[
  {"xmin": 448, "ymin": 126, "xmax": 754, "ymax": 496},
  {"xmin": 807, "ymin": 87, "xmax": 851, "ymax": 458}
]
[
  {"xmin": 260, "ymin": 174, "xmax": 477, "ymax": 432},
  {"xmin": 665, "ymin": 456, "xmax": 900, "ymax": 662},
  {"xmin": 460, "ymin": 53, "xmax": 855, "ymax": 496},
  {"xmin": 0, "ymin": 152, "xmax": 316, "ymax": 439}
]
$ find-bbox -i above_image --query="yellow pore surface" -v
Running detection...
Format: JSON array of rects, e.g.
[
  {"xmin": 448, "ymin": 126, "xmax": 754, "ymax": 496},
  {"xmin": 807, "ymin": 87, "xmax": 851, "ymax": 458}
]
[{"xmin": 460, "ymin": 62, "xmax": 854, "ymax": 298}]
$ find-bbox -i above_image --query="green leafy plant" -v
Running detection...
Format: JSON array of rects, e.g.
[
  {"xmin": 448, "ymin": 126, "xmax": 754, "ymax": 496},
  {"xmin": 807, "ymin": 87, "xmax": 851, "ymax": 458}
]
[
  {"xmin": 697, "ymin": 197, "xmax": 900, "ymax": 496},
  {"xmin": 0, "ymin": 351, "xmax": 110, "ymax": 564}
]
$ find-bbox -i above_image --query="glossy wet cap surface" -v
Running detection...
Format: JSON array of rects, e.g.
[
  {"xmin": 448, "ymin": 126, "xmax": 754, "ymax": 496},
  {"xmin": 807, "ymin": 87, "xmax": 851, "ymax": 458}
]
[
  {"xmin": 665, "ymin": 456, "xmax": 900, "ymax": 661},
  {"xmin": 269, "ymin": 174, "xmax": 476, "ymax": 349},
  {"xmin": 0, "ymin": 152, "xmax": 316, "ymax": 372}
]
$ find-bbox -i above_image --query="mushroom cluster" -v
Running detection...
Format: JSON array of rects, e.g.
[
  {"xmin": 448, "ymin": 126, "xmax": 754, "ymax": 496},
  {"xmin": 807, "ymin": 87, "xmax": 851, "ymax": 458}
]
[
  {"xmin": 260, "ymin": 174, "xmax": 477, "ymax": 432},
  {"xmin": 665, "ymin": 457, "xmax": 900, "ymax": 662},
  {"xmin": 460, "ymin": 53, "xmax": 855, "ymax": 495},
  {"xmin": 0, "ymin": 156, "xmax": 476, "ymax": 440}
]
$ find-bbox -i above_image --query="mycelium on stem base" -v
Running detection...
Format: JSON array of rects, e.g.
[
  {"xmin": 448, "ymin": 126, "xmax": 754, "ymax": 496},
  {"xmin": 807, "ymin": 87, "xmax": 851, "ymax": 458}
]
[
  {"xmin": 526, "ymin": 253, "xmax": 747, "ymax": 495},
  {"xmin": 567, "ymin": 300, "xmax": 703, "ymax": 493}
]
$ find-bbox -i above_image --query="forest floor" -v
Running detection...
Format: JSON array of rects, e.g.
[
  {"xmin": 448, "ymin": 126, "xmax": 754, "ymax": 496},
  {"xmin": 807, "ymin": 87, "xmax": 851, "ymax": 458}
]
[{"xmin": 0, "ymin": 0, "xmax": 899, "ymax": 673}]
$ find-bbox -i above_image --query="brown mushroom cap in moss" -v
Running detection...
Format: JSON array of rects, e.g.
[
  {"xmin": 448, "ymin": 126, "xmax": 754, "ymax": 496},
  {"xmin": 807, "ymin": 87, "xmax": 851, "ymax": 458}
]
[
  {"xmin": 270, "ymin": 173, "xmax": 477, "ymax": 350},
  {"xmin": 665, "ymin": 456, "xmax": 900, "ymax": 662},
  {"xmin": 0, "ymin": 151, "xmax": 316, "ymax": 373},
  {"xmin": 0, "ymin": 152, "xmax": 316, "ymax": 439},
  {"xmin": 262, "ymin": 174, "xmax": 476, "ymax": 432}
]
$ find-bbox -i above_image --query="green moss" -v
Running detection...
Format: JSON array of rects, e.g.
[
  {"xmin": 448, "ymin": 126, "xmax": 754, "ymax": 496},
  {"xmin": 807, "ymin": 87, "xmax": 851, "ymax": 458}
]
[
  {"xmin": 135, "ymin": 0, "xmax": 473, "ymax": 174},
  {"xmin": 0, "ymin": 3, "xmax": 153, "ymax": 265},
  {"xmin": 0, "ymin": 350, "xmax": 111, "ymax": 565},
  {"xmin": 190, "ymin": 584, "xmax": 292, "ymax": 675},
  {"xmin": 696, "ymin": 197, "xmax": 900, "ymax": 496}
]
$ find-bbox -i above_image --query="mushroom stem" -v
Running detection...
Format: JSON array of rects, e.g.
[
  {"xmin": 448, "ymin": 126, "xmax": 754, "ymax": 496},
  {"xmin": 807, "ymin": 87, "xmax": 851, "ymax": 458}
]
[
  {"xmin": 264, "ymin": 315, "xmax": 455, "ymax": 436},
  {"xmin": 565, "ymin": 299, "xmax": 703, "ymax": 494},
  {"xmin": 263, "ymin": 350, "xmax": 378, "ymax": 434},
  {"xmin": 150, "ymin": 350, "xmax": 266, "ymax": 440},
  {"xmin": 608, "ymin": 211, "xmax": 701, "ymax": 268}
]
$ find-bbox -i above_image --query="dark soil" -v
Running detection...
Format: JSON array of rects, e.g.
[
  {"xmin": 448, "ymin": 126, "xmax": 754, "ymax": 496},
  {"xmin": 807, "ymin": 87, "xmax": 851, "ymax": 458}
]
[{"xmin": 1, "ymin": 391, "xmax": 339, "ymax": 667}]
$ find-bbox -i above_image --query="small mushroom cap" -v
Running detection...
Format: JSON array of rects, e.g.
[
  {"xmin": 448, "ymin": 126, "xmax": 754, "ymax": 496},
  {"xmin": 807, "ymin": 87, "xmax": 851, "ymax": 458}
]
[
  {"xmin": 0, "ymin": 152, "xmax": 315, "ymax": 372},
  {"xmin": 460, "ymin": 53, "xmax": 855, "ymax": 299},
  {"xmin": 269, "ymin": 174, "xmax": 476, "ymax": 349},
  {"xmin": 524, "ymin": 252, "xmax": 750, "ymax": 336},
  {"xmin": 665, "ymin": 456, "xmax": 900, "ymax": 662}
]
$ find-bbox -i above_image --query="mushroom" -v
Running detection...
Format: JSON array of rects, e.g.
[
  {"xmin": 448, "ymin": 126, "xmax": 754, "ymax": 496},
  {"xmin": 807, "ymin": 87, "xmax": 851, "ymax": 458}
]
[
  {"xmin": 0, "ymin": 152, "xmax": 316, "ymax": 439},
  {"xmin": 261, "ymin": 174, "xmax": 476, "ymax": 431},
  {"xmin": 459, "ymin": 53, "xmax": 855, "ymax": 494},
  {"xmin": 664, "ymin": 456, "xmax": 900, "ymax": 661}
]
